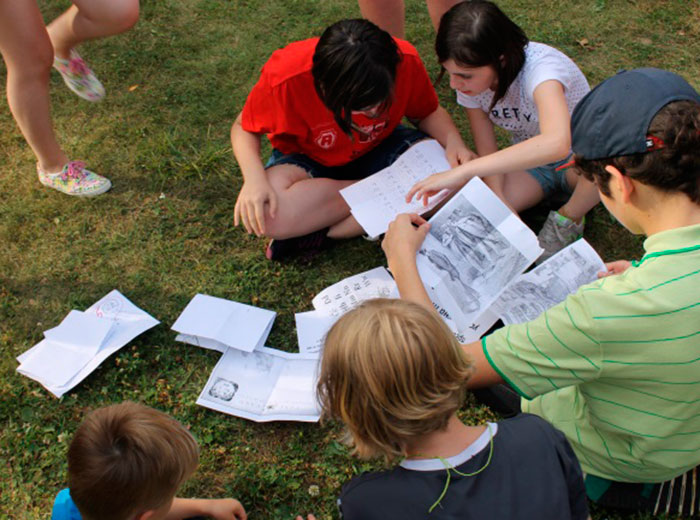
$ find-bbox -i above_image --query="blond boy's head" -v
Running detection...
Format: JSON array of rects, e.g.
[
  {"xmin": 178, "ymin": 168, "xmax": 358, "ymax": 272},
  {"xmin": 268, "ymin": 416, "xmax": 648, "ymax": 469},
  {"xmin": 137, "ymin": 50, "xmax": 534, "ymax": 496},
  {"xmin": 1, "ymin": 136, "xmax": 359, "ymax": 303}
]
[
  {"xmin": 317, "ymin": 299, "xmax": 474, "ymax": 462},
  {"xmin": 67, "ymin": 401, "xmax": 199, "ymax": 520}
]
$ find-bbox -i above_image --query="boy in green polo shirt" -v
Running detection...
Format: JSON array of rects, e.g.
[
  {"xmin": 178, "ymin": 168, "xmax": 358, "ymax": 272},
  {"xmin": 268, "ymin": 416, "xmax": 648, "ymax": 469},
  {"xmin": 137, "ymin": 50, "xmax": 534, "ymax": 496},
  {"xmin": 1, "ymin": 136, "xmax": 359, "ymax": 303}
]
[{"xmin": 380, "ymin": 68, "xmax": 700, "ymax": 515}]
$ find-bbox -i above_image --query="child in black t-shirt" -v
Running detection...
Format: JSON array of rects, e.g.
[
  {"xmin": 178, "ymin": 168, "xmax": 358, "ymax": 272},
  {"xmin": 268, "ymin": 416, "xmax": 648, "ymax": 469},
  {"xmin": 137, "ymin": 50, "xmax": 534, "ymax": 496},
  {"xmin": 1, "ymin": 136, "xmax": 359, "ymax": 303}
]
[{"xmin": 298, "ymin": 299, "xmax": 589, "ymax": 520}]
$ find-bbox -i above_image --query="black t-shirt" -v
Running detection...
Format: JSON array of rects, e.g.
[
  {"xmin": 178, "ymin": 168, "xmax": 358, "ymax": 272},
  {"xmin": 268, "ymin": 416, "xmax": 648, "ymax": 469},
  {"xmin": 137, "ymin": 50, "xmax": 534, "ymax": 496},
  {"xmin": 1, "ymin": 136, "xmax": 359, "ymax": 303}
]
[{"xmin": 338, "ymin": 414, "xmax": 588, "ymax": 520}]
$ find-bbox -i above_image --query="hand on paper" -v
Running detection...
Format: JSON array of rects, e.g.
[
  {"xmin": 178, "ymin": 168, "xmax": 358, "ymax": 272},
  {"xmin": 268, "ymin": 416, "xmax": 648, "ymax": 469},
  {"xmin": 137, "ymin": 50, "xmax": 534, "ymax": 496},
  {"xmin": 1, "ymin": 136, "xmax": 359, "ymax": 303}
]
[
  {"xmin": 405, "ymin": 166, "xmax": 470, "ymax": 206},
  {"xmin": 598, "ymin": 260, "xmax": 632, "ymax": 278},
  {"xmin": 444, "ymin": 135, "xmax": 478, "ymax": 169},
  {"xmin": 295, "ymin": 515, "xmax": 316, "ymax": 520},
  {"xmin": 234, "ymin": 177, "xmax": 278, "ymax": 236},
  {"xmin": 382, "ymin": 213, "xmax": 430, "ymax": 266}
]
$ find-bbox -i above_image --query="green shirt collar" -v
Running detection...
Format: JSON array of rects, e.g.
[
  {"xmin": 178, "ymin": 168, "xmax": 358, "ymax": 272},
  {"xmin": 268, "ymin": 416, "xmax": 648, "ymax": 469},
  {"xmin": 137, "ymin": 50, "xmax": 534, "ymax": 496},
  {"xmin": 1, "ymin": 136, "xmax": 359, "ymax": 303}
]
[{"xmin": 633, "ymin": 223, "xmax": 700, "ymax": 267}]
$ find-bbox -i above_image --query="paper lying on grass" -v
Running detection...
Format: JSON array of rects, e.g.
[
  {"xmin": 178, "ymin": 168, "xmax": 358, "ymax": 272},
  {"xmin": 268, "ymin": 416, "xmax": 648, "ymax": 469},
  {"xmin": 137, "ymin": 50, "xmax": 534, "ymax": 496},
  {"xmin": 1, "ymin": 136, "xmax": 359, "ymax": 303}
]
[
  {"xmin": 489, "ymin": 238, "xmax": 605, "ymax": 325},
  {"xmin": 16, "ymin": 290, "xmax": 159, "ymax": 398},
  {"xmin": 340, "ymin": 139, "xmax": 450, "ymax": 238},
  {"xmin": 197, "ymin": 346, "xmax": 320, "ymax": 422},
  {"xmin": 172, "ymin": 294, "xmax": 276, "ymax": 353},
  {"xmin": 293, "ymin": 267, "xmax": 399, "ymax": 355}
]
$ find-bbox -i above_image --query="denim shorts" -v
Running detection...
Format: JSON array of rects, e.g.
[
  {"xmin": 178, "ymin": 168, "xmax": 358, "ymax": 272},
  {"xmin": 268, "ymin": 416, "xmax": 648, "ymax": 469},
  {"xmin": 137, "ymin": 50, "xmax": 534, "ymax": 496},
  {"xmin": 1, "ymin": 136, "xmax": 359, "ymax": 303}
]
[
  {"xmin": 264, "ymin": 125, "xmax": 428, "ymax": 181},
  {"xmin": 526, "ymin": 156, "xmax": 574, "ymax": 197}
]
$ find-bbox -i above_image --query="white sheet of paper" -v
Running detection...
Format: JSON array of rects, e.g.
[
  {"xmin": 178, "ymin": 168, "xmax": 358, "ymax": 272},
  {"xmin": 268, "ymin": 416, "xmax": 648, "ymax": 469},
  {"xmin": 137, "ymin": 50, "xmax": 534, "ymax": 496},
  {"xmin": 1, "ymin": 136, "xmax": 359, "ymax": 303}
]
[
  {"xmin": 295, "ymin": 310, "xmax": 337, "ymax": 355},
  {"xmin": 17, "ymin": 340, "xmax": 94, "ymax": 387},
  {"xmin": 489, "ymin": 239, "xmax": 605, "ymax": 325},
  {"xmin": 43, "ymin": 310, "xmax": 113, "ymax": 355},
  {"xmin": 340, "ymin": 140, "xmax": 450, "ymax": 238},
  {"xmin": 196, "ymin": 347, "xmax": 320, "ymax": 422},
  {"xmin": 172, "ymin": 294, "xmax": 276, "ymax": 352},
  {"xmin": 416, "ymin": 177, "xmax": 542, "ymax": 328},
  {"xmin": 312, "ymin": 267, "xmax": 399, "ymax": 318},
  {"xmin": 16, "ymin": 290, "xmax": 160, "ymax": 397}
]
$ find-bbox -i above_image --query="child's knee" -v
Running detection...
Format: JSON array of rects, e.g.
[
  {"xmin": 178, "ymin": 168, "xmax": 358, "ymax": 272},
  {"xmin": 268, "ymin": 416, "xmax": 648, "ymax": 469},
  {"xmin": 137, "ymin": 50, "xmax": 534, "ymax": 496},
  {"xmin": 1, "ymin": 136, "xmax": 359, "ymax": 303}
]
[{"xmin": 113, "ymin": 1, "xmax": 140, "ymax": 33}]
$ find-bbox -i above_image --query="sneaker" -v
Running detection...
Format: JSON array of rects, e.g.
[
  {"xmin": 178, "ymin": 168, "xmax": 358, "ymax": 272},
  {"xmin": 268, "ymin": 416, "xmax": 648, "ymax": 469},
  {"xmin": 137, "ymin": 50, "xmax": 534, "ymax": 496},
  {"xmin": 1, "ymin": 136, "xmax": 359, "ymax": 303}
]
[
  {"xmin": 265, "ymin": 228, "xmax": 330, "ymax": 261},
  {"xmin": 53, "ymin": 50, "xmax": 105, "ymax": 102},
  {"xmin": 38, "ymin": 161, "xmax": 112, "ymax": 197},
  {"xmin": 536, "ymin": 210, "xmax": 584, "ymax": 263}
]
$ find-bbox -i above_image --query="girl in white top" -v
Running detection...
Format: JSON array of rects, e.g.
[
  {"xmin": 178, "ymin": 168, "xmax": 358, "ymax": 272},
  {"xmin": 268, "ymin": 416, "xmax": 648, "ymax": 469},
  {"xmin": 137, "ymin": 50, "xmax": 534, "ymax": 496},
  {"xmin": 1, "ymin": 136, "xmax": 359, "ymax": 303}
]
[{"xmin": 407, "ymin": 0, "xmax": 600, "ymax": 260}]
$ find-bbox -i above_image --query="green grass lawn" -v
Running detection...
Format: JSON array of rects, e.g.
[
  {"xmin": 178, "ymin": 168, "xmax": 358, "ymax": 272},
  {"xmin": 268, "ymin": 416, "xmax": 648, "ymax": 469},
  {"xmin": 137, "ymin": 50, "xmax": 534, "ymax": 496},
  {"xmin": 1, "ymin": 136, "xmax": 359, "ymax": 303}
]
[{"xmin": 1, "ymin": 0, "xmax": 698, "ymax": 518}]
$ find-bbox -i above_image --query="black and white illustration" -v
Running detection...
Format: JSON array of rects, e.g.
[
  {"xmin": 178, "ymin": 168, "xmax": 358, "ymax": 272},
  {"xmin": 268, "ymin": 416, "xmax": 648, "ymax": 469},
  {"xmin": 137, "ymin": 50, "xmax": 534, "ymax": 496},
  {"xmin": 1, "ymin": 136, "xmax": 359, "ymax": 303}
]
[
  {"xmin": 197, "ymin": 347, "xmax": 320, "ymax": 423},
  {"xmin": 208, "ymin": 378, "xmax": 239, "ymax": 401},
  {"xmin": 417, "ymin": 179, "xmax": 541, "ymax": 326},
  {"xmin": 490, "ymin": 239, "xmax": 605, "ymax": 325}
]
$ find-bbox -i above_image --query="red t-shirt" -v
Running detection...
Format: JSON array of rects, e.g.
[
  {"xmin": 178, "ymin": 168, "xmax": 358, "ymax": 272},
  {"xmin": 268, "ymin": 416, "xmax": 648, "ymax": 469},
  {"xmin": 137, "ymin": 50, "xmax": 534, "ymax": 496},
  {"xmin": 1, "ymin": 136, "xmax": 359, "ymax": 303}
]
[{"xmin": 241, "ymin": 38, "xmax": 439, "ymax": 167}]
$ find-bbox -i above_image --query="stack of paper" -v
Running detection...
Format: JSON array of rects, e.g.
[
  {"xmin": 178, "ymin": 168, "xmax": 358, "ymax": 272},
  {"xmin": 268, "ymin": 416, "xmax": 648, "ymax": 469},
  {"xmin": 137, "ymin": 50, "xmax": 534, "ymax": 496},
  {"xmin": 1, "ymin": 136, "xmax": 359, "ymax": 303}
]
[
  {"xmin": 16, "ymin": 290, "xmax": 159, "ymax": 398},
  {"xmin": 172, "ymin": 294, "xmax": 276, "ymax": 353},
  {"xmin": 294, "ymin": 267, "xmax": 399, "ymax": 355}
]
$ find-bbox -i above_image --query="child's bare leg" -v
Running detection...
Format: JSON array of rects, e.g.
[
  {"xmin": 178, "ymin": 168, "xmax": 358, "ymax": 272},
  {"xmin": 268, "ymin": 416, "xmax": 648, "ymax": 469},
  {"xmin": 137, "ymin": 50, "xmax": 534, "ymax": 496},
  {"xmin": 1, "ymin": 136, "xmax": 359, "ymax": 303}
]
[
  {"xmin": 558, "ymin": 173, "xmax": 600, "ymax": 223},
  {"xmin": 47, "ymin": 0, "xmax": 139, "ymax": 59},
  {"xmin": 264, "ymin": 164, "xmax": 356, "ymax": 239},
  {"xmin": 501, "ymin": 171, "xmax": 545, "ymax": 212},
  {"xmin": 357, "ymin": 0, "xmax": 405, "ymax": 38},
  {"xmin": 426, "ymin": 0, "xmax": 462, "ymax": 30},
  {"xmin": 0, "ymin": 0, "xmax": 68, "ymax": 172},
  {"xmin": 328, "ymin": 215, "xmax": 365, "ymax": 239}
]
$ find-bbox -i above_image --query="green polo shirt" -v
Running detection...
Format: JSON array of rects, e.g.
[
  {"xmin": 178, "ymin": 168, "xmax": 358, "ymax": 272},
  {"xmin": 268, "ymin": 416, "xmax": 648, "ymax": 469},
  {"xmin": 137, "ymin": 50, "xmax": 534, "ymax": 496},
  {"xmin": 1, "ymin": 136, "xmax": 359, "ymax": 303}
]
[{"xmin": 483, "ymin": 223, "xmax": 700, "ymax": 483}]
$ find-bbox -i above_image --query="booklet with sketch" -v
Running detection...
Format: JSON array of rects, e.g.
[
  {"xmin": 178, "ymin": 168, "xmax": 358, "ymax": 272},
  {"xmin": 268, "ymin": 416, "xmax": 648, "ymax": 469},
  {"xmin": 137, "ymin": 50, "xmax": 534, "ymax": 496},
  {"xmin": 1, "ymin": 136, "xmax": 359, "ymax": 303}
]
[
  {"xmin": 415, "ymin": 177, "xmax": 543, "ymax": 342},
  {"xmin": 488, "ymin": 238, "xmax": 605, "ymax": 325},
  {"xmin": 196, "ymin": 346, "xmax": 320, "ymax": 422},
  {"xmin": 340, "ymin": 139, "xmax": 451, "ymax": 238}
]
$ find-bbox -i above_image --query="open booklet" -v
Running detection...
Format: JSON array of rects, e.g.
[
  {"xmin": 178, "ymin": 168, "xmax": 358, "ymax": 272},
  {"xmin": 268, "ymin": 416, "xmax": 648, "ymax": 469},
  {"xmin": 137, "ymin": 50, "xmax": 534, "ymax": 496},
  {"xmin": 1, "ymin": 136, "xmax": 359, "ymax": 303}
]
[
  {"xmin": 489, "ymin": 238, "xmax": 605, "ymax": 325},
  {"xmin": 196, "ymin": 347, "xmax": 320, "ymax": 422},
  {"xmin": 295, "ymin": 267, "xmax": 399, "ymax": 355},
  {"xmin": 417, "ymin": 177, "xmax": 543, "ymax": 342},
  {"xmin": 340, "ymin": 139, "xmax": 450, "ymax": 238},
  {"xmin": 16, "ymin": 290, "xmax": 159, "ymax": 398},
  {"xmin": 172, "ymin": 294, "xmax": 276, "ymax": 353}
]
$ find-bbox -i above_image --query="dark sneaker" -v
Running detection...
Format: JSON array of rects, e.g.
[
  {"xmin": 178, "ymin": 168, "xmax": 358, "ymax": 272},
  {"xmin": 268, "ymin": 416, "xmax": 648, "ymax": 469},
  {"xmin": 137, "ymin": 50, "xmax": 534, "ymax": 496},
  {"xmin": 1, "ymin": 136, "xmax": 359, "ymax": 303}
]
[{"xmin": 265, "ymin": 228, "xmax": 330, "ymax": 261}]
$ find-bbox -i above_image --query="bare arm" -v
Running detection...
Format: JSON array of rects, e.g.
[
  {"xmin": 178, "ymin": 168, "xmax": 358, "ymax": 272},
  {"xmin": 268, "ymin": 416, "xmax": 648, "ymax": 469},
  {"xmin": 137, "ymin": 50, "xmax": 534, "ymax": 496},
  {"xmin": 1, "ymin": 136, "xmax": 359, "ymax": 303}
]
[
  {"xmin": 417, "ymin": 105, "xmax": 477, "ymax": 168},
  {"xmin": 231, "ymin": 112, "xmax": 277, "ymax": 236},
  {"xmin": 166, "ymin": 497, "xmax": 247, "ymax": 520},
  {"xmin": 408, "ymin": 80, "xmax": 572, "ymax": 203},
  {"xmin": 461, "ymin": 340, "xmax": 504, "ymax": 389},
  {"xmin": 466, "ymin": 107, "xmax": 502, "ymax": 194}
]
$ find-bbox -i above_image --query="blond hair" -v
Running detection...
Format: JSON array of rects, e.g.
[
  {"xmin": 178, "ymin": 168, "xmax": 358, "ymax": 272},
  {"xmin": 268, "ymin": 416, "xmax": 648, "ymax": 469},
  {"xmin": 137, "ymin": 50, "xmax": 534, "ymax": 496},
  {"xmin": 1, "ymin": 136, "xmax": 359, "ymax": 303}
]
[
  {"xmin": 317, "ymin": 299, "xmax": 474, "ymax": 462},
  {"xmin": 67, "ymin": 402, "xmax": 199, "ymax": 520}
]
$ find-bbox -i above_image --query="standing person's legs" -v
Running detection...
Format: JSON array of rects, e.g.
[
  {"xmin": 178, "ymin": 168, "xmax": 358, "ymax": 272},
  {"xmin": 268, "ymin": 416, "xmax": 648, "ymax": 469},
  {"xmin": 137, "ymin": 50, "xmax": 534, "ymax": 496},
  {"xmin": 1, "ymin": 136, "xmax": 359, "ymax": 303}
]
[
  {"xmin": 47, "ymin": 0, "xmax": 139, "ymax": 59},
  {"xmin": 0, "ymin": 0, "xmax": 67, "ymax": 173},
  {"xmin": 426, "ymin": 0, "xmax": 462, "ymax": 31},
  {"xmin": 357, "ymin": 0, "xmax": 405, "ymax": 38}
]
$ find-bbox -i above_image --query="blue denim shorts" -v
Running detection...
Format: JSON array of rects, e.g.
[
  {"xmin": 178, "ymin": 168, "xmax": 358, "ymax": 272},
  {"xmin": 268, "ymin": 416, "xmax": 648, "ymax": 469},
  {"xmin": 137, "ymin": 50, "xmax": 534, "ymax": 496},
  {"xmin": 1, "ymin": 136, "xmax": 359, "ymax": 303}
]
[
  {"xmin": 526, "ymin": 156, "xmax": 574, "ymax": 197},
  {"xmin": 264, "ymin": 125, "xmax": 428, "ymax": 181}
]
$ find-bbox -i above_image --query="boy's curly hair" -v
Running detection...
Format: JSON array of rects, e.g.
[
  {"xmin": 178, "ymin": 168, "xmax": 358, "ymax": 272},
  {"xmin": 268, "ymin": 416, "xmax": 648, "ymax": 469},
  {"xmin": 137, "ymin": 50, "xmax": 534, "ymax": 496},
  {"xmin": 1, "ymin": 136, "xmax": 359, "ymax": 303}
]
[{"xmin": 575, "ymin": 100, "xmax": 700, "ymax": 202}]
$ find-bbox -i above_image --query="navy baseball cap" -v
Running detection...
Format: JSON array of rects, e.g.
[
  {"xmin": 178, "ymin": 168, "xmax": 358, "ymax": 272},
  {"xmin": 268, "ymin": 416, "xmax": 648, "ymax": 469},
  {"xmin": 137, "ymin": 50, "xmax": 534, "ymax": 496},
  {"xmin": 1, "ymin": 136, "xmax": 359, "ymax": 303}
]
[{"xmin": 570, "ymin": 68, "xmax": 700, "ymax": 160}]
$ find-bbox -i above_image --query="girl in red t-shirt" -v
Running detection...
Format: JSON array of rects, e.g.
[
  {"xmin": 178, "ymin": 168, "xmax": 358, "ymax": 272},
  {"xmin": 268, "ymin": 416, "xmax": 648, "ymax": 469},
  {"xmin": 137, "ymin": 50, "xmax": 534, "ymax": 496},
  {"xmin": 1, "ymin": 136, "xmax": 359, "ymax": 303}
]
[{"xmin": 232, "ymin": 18, "xmax": 470, "ymax": 261}]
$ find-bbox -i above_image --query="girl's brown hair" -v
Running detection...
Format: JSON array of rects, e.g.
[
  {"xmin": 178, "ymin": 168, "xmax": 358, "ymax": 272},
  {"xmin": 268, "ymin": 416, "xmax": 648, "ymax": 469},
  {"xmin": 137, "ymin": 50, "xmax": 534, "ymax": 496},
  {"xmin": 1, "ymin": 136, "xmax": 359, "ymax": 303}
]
[
  {"xmin": 317, "ymin": 299, "xmax": 474, "ymax": 462},
  {"xmin": 575, "ymin": 100, "xmax": 700, "ymax": 202},
  {"xmin": 67, "ymin": 402, "xmax": 199, "ymax": 520}
]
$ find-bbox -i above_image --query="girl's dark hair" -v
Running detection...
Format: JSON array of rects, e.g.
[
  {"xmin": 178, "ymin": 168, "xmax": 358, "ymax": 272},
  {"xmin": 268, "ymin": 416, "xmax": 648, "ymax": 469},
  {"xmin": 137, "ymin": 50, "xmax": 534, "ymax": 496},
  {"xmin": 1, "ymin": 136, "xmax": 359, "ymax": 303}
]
[
  {"xmin": 575, "ymin": 100, "xmax": 700, "ymax": 203},
  {"xmin": 312, "ymin": 19, "xmax": 400, "ymax": 137},
  {"xmin": 436, "ymin": 1, "xmax": 528, "ymax": 109}
]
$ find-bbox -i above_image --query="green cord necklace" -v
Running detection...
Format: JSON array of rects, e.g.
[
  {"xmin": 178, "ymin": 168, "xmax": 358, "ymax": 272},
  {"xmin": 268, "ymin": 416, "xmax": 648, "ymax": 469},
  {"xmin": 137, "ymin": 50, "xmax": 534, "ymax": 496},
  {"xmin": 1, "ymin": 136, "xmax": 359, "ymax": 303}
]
[{"xmin": 407, "ymin": 424, "xmax": 495, "ymax": 514}]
